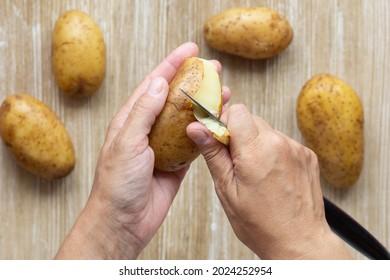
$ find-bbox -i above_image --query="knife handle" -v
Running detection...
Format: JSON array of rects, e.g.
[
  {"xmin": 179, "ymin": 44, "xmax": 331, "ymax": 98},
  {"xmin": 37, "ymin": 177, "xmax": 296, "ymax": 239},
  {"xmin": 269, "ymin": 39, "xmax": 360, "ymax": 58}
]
[{"xmin": 324, "ymin": 197, "xmax": 390, "ymax": 260}]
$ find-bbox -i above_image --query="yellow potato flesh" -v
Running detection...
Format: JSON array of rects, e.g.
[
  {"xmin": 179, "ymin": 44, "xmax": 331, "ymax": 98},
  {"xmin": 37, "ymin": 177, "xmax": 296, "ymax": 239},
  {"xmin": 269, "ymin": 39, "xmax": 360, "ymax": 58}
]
[
  {"xmin": 149, "ymin": 57, "xmax": 228, "ymax": 172},
  {"xmin": 193, "ymin": 59, "xmax": 222, "ymax": 116},
  {"xmin": 192, "ymin": 59, "xmax": 229, "ymax": 145}
]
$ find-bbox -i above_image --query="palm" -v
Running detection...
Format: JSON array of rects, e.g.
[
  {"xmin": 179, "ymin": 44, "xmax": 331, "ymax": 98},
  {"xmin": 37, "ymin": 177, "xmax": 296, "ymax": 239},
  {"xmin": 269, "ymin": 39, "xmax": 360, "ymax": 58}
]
[
  {"xmin": 128, "ymin": 153, "xmax": 186, "ymax": 246},
  {"xmin": 109, "ymin": 128, "xmax": 186, "ymax": 231}
]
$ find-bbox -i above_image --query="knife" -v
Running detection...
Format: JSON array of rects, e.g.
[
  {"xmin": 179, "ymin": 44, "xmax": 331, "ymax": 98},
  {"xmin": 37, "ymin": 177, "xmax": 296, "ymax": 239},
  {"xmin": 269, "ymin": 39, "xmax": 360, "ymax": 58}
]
[
  {"xmin": 181, "ymin": 88, "xmax": 390, "ymax": 260},
  {"xmin": 179, "ymin": 88, "xmax": 227, "ymax": 128},
  {"xmin": 324, "ymin": 197, "xmax": 389, "ymax": 259}
]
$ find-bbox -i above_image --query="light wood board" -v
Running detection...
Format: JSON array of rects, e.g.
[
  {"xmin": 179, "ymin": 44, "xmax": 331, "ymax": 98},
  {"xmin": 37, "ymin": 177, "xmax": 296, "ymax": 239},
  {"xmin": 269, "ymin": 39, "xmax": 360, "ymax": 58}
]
[{"xmin": 0, "ymin": 0, "xmax": 388, "ymax": 259}]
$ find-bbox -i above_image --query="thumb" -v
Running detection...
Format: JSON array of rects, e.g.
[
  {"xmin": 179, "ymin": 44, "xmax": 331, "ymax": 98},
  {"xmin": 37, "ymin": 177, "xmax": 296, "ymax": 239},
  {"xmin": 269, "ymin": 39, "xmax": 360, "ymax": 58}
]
[
  {"xmin": 187, "ymin": 122, "xmax": 234, "ymax": 188},
  {"xmin": 121, "ymin": 77, "xmax": 168, "ymax": 139}
]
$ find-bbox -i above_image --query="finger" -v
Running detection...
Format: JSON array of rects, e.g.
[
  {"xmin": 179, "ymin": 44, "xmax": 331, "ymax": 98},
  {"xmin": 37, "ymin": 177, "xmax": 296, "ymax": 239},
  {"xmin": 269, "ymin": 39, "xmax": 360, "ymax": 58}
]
[
  {"xmin": 222, "ymin": 86, "xmax": 231, "ymax": 105},
  {"xmin": 117, "ymin": 77, "xmax": 169, "ymax": 147},
  {"xmin": 210, "ymin": 59, "xmax": 222, "ymax": 74},
  {"xmin": 186, "ymin": 122, "xmax": 234, "ymax": 191},
  {"xmin": 106, "ymin": 42, "xmax": 199, "ymax": 144},
  {"xmin": 227, "ymin": 104, "xmax": 259, "ymax": 151},
  {"xmin": 116, "ymin": 42, "xmax": 199, "ymax": 121}
]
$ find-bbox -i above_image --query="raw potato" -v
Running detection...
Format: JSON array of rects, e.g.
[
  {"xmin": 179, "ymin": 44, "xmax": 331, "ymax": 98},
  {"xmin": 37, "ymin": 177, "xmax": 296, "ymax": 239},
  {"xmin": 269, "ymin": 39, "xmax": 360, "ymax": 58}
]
[
  {"xmin": 297, "ymin": 74, "xmax": 364, "ymax": 188},
  {"xmin": 149, "ymin": 57, "xmax": 228, "ymax": 172},
  {"xmin": 0, "ymin": 94, "xmax": 75, "ymax": 180},
  {"xmin": 203, "ymin": 7, "xmax": 293, "ymax": 59},
  {"xmin": 52, "ymin": 10, "xmax": 106, "ymax": 97}
]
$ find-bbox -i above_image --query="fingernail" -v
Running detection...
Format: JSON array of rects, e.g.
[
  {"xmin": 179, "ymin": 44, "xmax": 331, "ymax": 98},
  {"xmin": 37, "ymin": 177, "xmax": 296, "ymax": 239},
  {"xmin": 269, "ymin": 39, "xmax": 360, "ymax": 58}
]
[{"xmin": 147, "ymin": 77, "xmax": 163, "ymax": 95}]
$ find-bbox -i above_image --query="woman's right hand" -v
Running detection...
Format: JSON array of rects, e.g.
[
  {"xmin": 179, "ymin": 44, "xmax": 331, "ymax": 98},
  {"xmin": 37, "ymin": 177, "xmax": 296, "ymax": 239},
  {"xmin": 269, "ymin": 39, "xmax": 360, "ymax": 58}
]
[{"xmin": 187, "ymin": 104, "xmax": 352, "ymax": 259}]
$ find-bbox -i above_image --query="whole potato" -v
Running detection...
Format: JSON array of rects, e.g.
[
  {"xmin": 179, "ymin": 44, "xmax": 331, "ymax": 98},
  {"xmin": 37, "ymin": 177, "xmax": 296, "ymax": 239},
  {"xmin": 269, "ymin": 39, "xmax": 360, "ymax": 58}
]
[
  {"xmin": 203, "ymin": 7, "xmax": 293, "ymax": 59},
  {"xmin": 0, "ymin": 94, "xmax": 75, "ymax": 179},
  {"xmin": 52, "ymin": 10, "xmax": 106, "ymax": 97},
  {"xmin": 297, "ymin": 74, "xmax": 364, "ymax": 188},
  {"xmin": 149, "ymin": 57, "xmax": 227, "ymax": 172}
]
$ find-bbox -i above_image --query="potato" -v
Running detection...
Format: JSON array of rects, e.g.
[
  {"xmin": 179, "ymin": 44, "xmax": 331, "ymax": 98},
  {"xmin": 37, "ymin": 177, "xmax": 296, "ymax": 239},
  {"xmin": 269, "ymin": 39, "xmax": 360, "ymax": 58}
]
[
  {"xmin": 149, "ymin": 57, "xmax": 229, "ymax": 172},
  {"xmin": 203, "ymin": 7, "xmax": 293, "ymax": 59},
  {"xmin": 0, "ymin": 94, "xmax": 75, "ymax": 179},
  {"xmin": 297, "ymin": 74, "xmax": 364, "ymax": 188},
  {"xmin": 52, "ymin": 10, "xmax": 106, "ymax": 97}
]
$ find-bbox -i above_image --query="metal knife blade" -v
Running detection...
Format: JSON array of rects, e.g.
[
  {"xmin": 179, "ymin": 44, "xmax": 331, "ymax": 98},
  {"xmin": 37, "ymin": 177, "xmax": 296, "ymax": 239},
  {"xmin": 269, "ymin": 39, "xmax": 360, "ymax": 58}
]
[{"xmin": 179, "ymin": 88, "xmax": 227, "ymax": 128}]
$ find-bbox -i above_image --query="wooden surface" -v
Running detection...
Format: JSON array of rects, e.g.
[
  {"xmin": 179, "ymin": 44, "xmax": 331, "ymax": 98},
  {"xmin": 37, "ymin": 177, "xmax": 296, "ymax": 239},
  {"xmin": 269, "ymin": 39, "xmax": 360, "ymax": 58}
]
[{"xmin": 0, "ymin": 0, "xmax": 389, "ymax": 260}]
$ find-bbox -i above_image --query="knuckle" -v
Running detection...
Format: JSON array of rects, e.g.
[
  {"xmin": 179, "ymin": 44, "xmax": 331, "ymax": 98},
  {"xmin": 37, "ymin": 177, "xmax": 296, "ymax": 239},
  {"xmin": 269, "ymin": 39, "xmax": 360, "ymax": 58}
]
[
  {"xmin": 112, "ymin": 134, "xmax": 147, "ymax": 160},
  {"xmin": 269, "ymin": 132, "xmax": 289, "ymax": 151},
  {"xmin": 129, "ymin": 95, "xmax": 157, "ymax": 131},
  {"xmin": 229, "ymin": 103, "xmax": 247, "ymax": 115},
  {"xmin": 203, "ymin": 145, "xmax": 225, "ymax": 166},
  {"xmin": 308, "ymin": 149, "xmax": 320, "ymax": 172},
  {"xmin": 202, "ymin": 146, "xmax": 230, "ymax": 176},
  {"xmin": 132, "ymin": 95, "xmax": 150, "ymax": 114},
  {"xmin": 307, "ymin": 148, "xmax": 318, "ymax": 161},
  {"xmin": 300, "ymin": 145, "xmax": 320, "ymax": 172},
  {"xmin": 108, "ymin": 118, "xmax": 120, "ymax": 132}
]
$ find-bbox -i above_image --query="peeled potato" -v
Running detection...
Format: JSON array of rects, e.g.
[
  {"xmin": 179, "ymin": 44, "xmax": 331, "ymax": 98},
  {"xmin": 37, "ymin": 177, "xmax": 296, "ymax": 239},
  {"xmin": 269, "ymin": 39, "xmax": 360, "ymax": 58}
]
[
  {"xmin": 0, "ymin": 94, "xmax": 75, "ymax": 179},
  {"xmin": 297, "ymin": 74, "xmax": 364, "ymax": 188},
  {"xmin": 149, "ymin": 57, "xmax": 229, "ymax": 172}
]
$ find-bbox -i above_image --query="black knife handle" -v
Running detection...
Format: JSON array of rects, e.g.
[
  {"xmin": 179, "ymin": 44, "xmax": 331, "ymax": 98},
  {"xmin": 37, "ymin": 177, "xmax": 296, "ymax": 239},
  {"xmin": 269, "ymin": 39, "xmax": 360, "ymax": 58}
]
[{"xmin": 324, "ymin": 197, "xmax": 390, "ymax": 260}]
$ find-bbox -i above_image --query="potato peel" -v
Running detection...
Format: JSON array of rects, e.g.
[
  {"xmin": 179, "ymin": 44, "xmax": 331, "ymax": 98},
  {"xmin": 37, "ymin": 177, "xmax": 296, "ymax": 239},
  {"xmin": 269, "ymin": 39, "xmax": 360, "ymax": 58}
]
[{"xmin": 193, "ymin": 107, "xmax": 230, "ymax": 145}]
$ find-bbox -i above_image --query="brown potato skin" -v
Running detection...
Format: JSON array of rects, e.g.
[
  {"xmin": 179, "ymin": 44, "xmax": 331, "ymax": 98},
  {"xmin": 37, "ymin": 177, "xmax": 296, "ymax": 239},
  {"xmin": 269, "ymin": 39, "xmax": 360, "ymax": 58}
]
[
  {"xmin": 149, "ymin": 57, "xmax": 203, "ymax": 172},
  {"xmin": 0, "ymin": 94, "xmax": 75, "ymax": 179},
  {"xmin": 203, "ymin": 7, "xmax": 293, "ymax": 59},
  {"xmin": 52, "ymin": 10, "xmax": 106, "ymax": 97},
  {"xmin": 297, "ymin": 74, "xmax": 364, "ymax": 188}
]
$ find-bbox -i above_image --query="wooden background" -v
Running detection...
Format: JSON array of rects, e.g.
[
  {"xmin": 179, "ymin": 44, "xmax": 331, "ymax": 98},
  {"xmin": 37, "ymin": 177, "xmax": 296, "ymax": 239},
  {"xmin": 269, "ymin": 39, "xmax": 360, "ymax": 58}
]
[{"xmin": 0, "ymin": 0, "xmax": 389, "ymax": 260}]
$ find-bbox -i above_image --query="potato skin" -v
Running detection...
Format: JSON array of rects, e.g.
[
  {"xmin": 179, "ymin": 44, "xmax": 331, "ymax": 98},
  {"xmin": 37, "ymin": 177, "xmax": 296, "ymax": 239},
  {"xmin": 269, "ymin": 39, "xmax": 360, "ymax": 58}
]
[
  {"xmin": 149, "ymin": 57, "xmax": 203, "ymax": 172},
  {"xmin": 52, "ymin": 10, "xmax": 106, "ymax": 97},
  {"xmin": 297, "ymin": 74, "xmax": 364, "ymax": 188},
  {"xmin": 203, "ymin": 7, "xmax": 293, "ymax": 59},
  {"xmin": 0, "ymin": 94, "xmax": 75, "ymax": 179}
]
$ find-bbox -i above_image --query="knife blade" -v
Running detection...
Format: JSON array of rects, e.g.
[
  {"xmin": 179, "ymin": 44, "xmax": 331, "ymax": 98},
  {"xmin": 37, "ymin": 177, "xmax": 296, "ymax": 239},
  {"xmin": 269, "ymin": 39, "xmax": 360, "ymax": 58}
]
[{"xmin": 179, "ymin": 88, "xmax": 227, "ymax": 128}]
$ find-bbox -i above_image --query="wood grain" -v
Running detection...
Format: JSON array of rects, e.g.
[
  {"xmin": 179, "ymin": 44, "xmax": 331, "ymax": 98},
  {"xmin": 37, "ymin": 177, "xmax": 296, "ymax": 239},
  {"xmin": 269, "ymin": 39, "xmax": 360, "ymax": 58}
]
[{"xmin": 0, "ymin": 0, "xmax": 388, "ymax": 259}]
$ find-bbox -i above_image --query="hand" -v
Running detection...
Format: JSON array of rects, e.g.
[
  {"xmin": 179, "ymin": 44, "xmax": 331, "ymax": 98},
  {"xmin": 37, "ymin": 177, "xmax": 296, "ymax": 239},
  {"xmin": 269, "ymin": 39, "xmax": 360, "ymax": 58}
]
[
  {"xmin": 56, "ymin": 42, "xmax": 199, "ymax": 259},
  {"xmin": 55, "ymin": 42, "xmax": 231, "ymax": 259},
  {"xmin": 187, "ymin": 104, "xmax": 352, "ymax": 259}
]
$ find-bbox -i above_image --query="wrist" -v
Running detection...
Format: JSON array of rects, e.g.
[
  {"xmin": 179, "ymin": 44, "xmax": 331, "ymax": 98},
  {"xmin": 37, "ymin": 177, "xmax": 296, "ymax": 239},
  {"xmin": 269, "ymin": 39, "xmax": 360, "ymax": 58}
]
[
  {"xmin": 55, "ymin": 195, "xmax": 142, "ymax": 260},
  {"xmin": 294, "ymin": 230, "xmax": 352, "ymax": 260},
  {"xmin": 255, "ymin": 224, "xmax": 352, "ymax": 260},
  {"xmin": 305, "ymin": 230, "xmax": 352, "ymax": 260}
]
